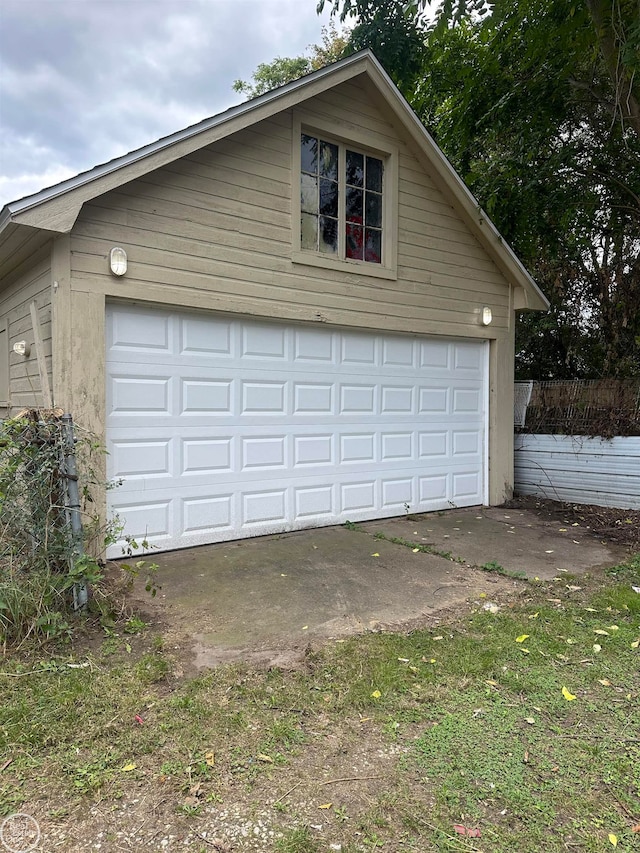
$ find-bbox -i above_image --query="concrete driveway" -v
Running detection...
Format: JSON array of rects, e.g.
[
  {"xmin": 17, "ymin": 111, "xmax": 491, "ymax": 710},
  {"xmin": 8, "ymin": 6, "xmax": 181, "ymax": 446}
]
[{"xmin": 128, "ymin": 506, "xmax": 623, "ymax": 669}]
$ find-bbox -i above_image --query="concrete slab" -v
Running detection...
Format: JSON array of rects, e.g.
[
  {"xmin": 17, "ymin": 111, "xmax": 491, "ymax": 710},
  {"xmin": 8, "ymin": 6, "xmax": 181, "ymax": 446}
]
[
  {"xmin": 360, "ymin": 505, "xmax": 623, "ymax": 580},
  {"xmin": 128, "ymin": 507, "xmax": 624, "ymax": 670}
]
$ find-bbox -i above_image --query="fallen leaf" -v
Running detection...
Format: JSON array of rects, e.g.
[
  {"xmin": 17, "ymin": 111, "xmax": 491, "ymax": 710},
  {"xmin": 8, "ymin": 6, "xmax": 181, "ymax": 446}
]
[
  {"xmin": 205, "ymin": 751, "xmax": 215, "ymax": 766},
  {"xmin": 519, "ymin": 648, "xmax": 530, "ymax": 654},
  {"xmin": 434, "ymin": 635, "xmax": 444, "ymax": 640},
  {"xmin": 631, "ymin": 639, "xmax": 639, "ymax": 649},
  {"xmin": 121, "ymin": 762, "xmax": 136, "ymax": 772},
  {"xmin": 528, "ymin": 612, "xmax": 539, "ymax": 619},
  {"xmin": 631, "ymin": 824, "xmax": 640, "ymax": 832},
  {"xmin": 594, "ymin": 629, "xmax": 610, "ymax": 636},
  {"xmin": 608, "ymin": 833, "xmax": 618, "ymax": 847},
  {"xmin": 257, "ymin": 753, "xmax": 274, "ymax": 763},
  {"xmin": 566, "ymin": 585, "xmax": 582, "ymax": 592},
  {"xmin": 562, "ymin": 686, "xmax": 577, "ymax": 701},
  {"xmin": 412, "ymin": 548, "xmax": 420, "ymax": 553},
  {"xmin": 525, "ymin": 717, "xmax": 535, "ymax": 725},
  {"xmin": 516, "ymin": 634, "xmax": 529, "ymax": 643},
  {"xmin": 593, "ymin": 644, "xmax": 602, "ymax": 653},
  {"xmin": 371, "ymin": 553, "xmax": 380, "ymax": 557},
  {"xmin": 302, "ymin": 625, "xmax": 308, "ymax": 630},
  {"xmin": 453, "ymin": 825, "xmax": 481, "ymax": 837},
  {"xmin": 598, "ymin": 679, "xmax": 611, "ymax": 687},
  {"xmin": 318, "ymin": 803, "xmax": 332, "ymax": 809},
  {"xmin": 545, "ymin": 550, "xmax": 554, "ymax": 554},
  {"xmin": 606, "ymin": 625, "xmax": 620, "ymax": 631},
  {"xmin": 398, "ymin": 657, "xmax": 410, "ymax": 663},
  {"xmin": 371, "ymin": 690, "xmax": 381, "ymax": 699},
  {"xmin": 429, "ymin": 658, "xmax": 437, "ymax": 663}
]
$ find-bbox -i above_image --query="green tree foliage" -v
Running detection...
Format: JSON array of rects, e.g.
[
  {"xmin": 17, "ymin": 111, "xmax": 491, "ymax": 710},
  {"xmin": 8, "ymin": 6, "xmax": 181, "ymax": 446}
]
[
  {"xmin": 318, "ymin": 0, "xmax": 640, "ymax": 378},
  {"xmin": 233, "ymin": 23, "xmax": 350, "ymax": 99},
  {"xmin": 233, "ymin": 56, "xmax": 311, "ymax": 99}
]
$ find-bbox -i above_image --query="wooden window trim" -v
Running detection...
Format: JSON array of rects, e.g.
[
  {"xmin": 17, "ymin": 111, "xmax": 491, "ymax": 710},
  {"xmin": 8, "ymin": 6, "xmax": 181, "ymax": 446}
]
[{"xmin": 291, "ymin": 111, "xmax": 398, "ymax": 281}]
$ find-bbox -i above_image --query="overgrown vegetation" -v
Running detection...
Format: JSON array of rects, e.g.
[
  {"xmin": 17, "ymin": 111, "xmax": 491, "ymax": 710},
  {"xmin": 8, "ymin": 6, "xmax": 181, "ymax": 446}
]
[
  {"xmin": 0, "ymin": 411, "xmax": 152, "ymax": 648},
  {"xmin": 1, "ymin": 555, "xmax": 638, "ymax": 850},
  {"xmin": 0, "ymin": 413, "xmax": 98, "ymax": 646}
]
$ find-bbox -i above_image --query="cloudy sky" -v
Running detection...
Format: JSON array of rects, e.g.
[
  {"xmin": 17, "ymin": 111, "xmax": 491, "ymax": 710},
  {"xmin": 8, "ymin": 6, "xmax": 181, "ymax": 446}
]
[{"xmin": 0, "ymin": 0, "xmax": 336, "ymax": 208}]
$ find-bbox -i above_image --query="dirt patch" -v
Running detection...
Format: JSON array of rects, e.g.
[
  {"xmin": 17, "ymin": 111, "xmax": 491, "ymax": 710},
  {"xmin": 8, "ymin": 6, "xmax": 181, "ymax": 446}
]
[{"xmin": 506, "ymin": 496, "xmax": 640, "ymax": 549}]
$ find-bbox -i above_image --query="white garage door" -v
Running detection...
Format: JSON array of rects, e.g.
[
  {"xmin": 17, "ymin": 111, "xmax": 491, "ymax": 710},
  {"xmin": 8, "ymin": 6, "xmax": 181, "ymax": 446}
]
[{"xmin": 106, "ymin": 304, "xmax": 488, "ymax": 555}]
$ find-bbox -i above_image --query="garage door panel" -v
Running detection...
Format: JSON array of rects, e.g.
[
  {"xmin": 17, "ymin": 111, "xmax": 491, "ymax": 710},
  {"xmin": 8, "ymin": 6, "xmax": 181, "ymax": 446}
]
[
  {"xmin": 294, "ymin": 328, "xmax": 335, "ymax": 363},
  {"xmin": 420, "ymin": 340, "xmax": 450, "ymax": 369},
  {"xmin": 182, "ymin": 495, "xmax": 234, "ymax": 534},
  {"xmin": 453, "ymin": 471, "xmax": 482, "ymax": 499},
  {"xmin": 109, "ymin": 375, "xmax": 172, "ymax": 415},
  {"xmin": 108, "ymin": 309, "xmax": 171, "ymax": 353},
  {"xmin": 180, "ymin": 314, "xmax": 233, "ymax": 356},
  {"xmin": 106, "ymin": 305, "xmax": 487, "ymax": 554}
]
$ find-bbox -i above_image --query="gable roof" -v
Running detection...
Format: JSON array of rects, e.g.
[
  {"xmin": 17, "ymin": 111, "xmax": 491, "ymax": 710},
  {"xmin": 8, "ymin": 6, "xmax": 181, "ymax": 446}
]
[{"xmin": 0, "ymin": 50, "xmax": 548, "ymax": 310}]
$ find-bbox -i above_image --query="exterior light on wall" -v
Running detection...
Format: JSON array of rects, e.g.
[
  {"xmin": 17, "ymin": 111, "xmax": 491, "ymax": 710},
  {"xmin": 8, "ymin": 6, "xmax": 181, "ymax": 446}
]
[
  {"xmin": 109, "ymin": 247, "xmax": 128, "ymax": 277},
  {"xmin": 12, "ymin": 340, "xmax": 30, "ymax": 357},
  {"xmin": 481, "ymin": 306, "xmax": 493, "ymax": 326}
]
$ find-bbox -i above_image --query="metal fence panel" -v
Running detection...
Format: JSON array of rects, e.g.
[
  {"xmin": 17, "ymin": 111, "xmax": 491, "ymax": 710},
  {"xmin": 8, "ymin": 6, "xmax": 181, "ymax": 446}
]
[{"xmin": 514, "ymin": 434, "xmax": 640, "ymax": 509}]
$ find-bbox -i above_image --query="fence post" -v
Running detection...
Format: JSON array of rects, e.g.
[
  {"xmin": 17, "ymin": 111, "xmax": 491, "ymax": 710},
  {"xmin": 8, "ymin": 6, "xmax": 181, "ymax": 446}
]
[{"xmin": 61, "ymin": 413, "xmax": 88, "ymax": 610}]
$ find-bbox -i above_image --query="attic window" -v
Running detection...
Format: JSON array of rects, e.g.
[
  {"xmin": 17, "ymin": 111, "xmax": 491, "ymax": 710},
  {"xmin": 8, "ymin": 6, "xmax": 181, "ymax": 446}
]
[{"xmin": 300, "ymin": 133, "xmax": 384, "ymax": 265}]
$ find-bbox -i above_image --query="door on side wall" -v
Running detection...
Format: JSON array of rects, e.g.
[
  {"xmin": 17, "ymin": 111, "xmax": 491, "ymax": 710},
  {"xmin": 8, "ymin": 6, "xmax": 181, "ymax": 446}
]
[{"xmin": 105, "ymin": 304, "xmax": 488, "ymax": 556}]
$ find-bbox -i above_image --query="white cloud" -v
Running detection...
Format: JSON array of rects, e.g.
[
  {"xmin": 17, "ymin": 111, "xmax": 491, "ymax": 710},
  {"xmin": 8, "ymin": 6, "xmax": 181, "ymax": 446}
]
[{"xmin": 0, "ymin": 0, "xmax": 334, "ymax": 208}]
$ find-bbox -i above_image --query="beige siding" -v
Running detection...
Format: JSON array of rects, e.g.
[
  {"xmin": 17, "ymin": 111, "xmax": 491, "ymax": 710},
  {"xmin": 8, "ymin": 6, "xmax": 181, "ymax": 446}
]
[
  {"xmin": 0, "ymin": 248, "xmax": 53, "ymax": 417},
  {"xmin": 70, "ymin": 84, "xmax": 510, "ymax": 339},
  {"xmin": 68, "ymin": 79, "xmax": 515, "ymax": 502}
]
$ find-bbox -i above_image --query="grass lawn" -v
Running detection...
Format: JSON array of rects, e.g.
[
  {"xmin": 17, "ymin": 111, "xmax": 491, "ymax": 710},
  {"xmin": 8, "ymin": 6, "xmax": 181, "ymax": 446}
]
[{"xmin": 1, "ymin": 556, "xmax": 638, "ymax": 852}]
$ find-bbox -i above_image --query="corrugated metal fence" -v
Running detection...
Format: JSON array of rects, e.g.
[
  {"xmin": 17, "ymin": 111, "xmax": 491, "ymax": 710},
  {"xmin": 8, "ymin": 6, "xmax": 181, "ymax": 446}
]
[
  {"xmin": 513, "ymin": 379, "xmax": 640, "ymax": 508},
  {"xmin": 514, "ymin": 434, "xmax": 640, "ymax": 509}
]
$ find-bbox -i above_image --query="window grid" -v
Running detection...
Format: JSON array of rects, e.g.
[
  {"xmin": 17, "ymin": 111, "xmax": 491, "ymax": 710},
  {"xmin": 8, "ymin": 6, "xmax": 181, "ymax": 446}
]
[{"xmin": 300, "ymin": 133, "xmax": 383, "ymax": 265}]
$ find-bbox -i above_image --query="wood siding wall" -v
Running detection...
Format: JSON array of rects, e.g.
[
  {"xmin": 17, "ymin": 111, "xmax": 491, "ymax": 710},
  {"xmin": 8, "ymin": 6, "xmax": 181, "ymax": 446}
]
[
  {"xmin": 0, "ymin": 248, "xmax": 53, "ymax": 416},
  {"xmin": 70, "ymin": 81, "xmax": 511, "ymax": 340}
]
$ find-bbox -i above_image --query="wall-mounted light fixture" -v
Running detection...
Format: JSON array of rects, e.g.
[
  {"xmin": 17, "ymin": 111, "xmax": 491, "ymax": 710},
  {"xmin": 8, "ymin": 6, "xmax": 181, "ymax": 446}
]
[
  {"xmin": 12, "ymin": 340, "xmax": 30, "ymax": 357},
  {"xmin": 481, "ymin": 306, "xmax": 493, "ymax": 326},
  {"xmin": 109, "ymin": 247, "xmax": 128, "ymax": 277}
]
